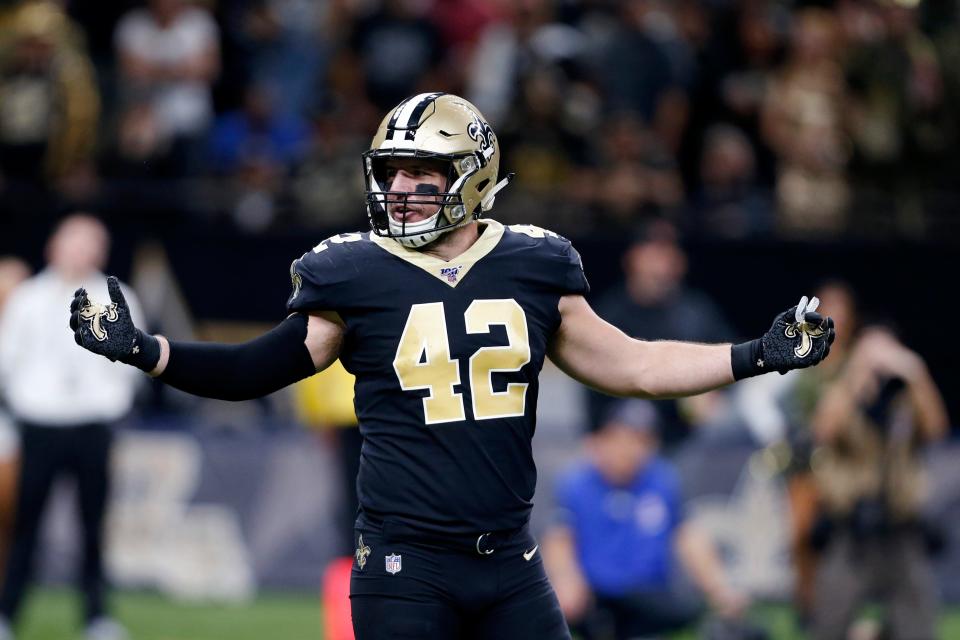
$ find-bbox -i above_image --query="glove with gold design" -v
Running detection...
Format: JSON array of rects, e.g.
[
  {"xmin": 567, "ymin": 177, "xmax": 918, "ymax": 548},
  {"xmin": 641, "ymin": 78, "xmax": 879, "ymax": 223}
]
[
  {"xmin": 69, "ymin": 276, "xmax": 161, "ymax": 372},
  {"xmin": 732, "ymin": 296, "xmax": 835, "ymax": 379}
]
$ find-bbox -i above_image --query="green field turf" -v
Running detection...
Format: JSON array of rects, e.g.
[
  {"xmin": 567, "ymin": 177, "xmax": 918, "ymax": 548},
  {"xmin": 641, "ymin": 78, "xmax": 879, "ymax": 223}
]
[
  {"xmin": 13, "ymin": 588, "xmax": 960, "ymax": 639},
  {"xmin": 18, "ymin": 588, "xmax": 325, "ymax": 640}
]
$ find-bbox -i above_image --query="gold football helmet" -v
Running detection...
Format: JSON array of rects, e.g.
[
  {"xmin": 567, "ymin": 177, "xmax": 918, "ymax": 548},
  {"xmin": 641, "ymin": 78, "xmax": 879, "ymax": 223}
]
[{"xmin": 363, "ymin": 93, "xmax": 512, "ymax": 248}]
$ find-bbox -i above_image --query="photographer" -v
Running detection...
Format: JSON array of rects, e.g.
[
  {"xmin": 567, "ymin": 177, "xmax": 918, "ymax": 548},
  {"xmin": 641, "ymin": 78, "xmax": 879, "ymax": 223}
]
[{"xmin": 809, "ymin": 326, "xmax": 948, "ymax": 640}]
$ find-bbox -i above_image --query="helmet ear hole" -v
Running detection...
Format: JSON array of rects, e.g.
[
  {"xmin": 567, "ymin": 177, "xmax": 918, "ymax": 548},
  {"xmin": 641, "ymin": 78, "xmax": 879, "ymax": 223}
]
[{"xmin": 475, "ymin": 178, "xmax": 490, "ymax": 193}]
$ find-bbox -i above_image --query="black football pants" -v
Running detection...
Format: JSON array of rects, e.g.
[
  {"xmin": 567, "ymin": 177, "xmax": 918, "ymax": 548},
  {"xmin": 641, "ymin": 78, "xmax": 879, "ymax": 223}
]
[
  {"xmin": 350, "ymin": 519, "xmax": 571, "ymax": 639},
  {"xmin": 0, "ymin": 422, "xmax": 112, "ymax": 624}
]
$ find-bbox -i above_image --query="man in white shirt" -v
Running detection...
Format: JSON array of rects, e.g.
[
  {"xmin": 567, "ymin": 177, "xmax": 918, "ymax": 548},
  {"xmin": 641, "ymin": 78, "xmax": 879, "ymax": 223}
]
[
  {"xmin": 114, "ymin": 0, "xmax": 220, "ymax": 175},
  {"xmin": 0, "ymin": 215, "xmax": 142, "ymax": 640}
]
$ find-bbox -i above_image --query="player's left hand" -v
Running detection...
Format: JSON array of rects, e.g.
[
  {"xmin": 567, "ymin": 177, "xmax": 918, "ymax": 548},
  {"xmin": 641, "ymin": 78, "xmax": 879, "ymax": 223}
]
[
  {"xmin": 732, "ymin": 296, "xmax": 836, "ymax": 379},
  {"xmin": 69, "ymin": 276, "xmax": 161, "ymax": 371},
  {"xmin": 762, "ymin": 295, "xmax": 836, "ymax": 374}
]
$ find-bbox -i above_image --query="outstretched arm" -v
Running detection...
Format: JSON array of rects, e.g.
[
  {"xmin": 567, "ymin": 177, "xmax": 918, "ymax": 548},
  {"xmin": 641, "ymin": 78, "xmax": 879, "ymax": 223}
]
[
  {"xmin": 151, "ymin": 312, "xmax": 343, "ymax": 377},
  {"xmin": 548, "ymin": 295, "xmax": 735, "ymax": 398},
  {"xmin": 548, "ymin": 294, "xmax": 833, "ymax": 399},
  {"xmin": 70, "ymin": 276, "xmax": 343, "ymax": 401}
]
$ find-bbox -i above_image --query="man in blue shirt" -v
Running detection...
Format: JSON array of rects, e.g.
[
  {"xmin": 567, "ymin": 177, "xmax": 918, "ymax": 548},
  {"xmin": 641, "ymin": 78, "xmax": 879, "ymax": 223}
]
[{"xmin": 544, "ymin": 399, "xmax": 748, "ymax": 638}]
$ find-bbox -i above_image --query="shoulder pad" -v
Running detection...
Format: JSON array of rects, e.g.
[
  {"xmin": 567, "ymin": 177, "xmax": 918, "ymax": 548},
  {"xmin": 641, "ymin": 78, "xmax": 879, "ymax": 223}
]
[
  {"xmin": 504, "ymin": 224, "xmax": 589, "ymax": 295},
  {"xmin": 306, "ymin": 231, "xmax": 369, "ymax": 257},
  {"xmin": 287, "ymin": 232, "xmax": 370, "ymax": 312},
  {"xmin": 505, "ymin": 224, "xmax": 568, "ymax": 242}
]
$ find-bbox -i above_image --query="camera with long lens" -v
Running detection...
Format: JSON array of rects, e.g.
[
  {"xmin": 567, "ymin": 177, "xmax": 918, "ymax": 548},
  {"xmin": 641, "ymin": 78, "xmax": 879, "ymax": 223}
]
[{"xmin": 863, "ymin": 375, "xmax": 906, "ymax": 436}]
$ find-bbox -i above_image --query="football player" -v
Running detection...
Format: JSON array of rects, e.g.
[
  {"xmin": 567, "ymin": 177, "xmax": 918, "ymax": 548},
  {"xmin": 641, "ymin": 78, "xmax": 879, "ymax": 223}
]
[{"xmin": 70, "ymin": 93, "xmax": 834, "ymax": 639}]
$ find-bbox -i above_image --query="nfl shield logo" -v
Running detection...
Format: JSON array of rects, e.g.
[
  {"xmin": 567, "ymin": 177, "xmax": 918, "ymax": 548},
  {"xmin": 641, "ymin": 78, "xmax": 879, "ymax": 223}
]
[{"xmin": 385, "ymin": 554, "xmax": 402, "ymax": 575}]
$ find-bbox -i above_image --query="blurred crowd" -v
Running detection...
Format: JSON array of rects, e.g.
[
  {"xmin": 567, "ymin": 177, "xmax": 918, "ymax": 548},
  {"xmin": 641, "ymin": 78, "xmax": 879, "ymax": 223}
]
[{"xmin": 2, "ymin": 0, "xmax": 960, "ymax": 238}]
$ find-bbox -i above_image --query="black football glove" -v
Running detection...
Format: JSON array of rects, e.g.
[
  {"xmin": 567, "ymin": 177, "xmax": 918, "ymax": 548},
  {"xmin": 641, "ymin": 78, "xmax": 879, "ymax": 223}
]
[
  {"xmin": 69, "ymin": 276, "xmax": 161, "ymax": 372},
  {"xmin": 732, "ymin": 296, "xmax": 836, "ymax": 379}
]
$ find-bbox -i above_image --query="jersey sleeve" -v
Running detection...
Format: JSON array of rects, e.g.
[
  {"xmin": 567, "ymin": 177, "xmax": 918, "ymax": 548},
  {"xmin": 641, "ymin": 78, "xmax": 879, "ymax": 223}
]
[
  {"xmin": 285, "ymin": 232, "xmax": 367, "ymax": 313},
  {"xmin": 504, "ymin": 224, "xmax": 590, "ymax": 296},
  {"xmin": 561, "ymin": 241, "xmax": 590, "ymax": 296}
]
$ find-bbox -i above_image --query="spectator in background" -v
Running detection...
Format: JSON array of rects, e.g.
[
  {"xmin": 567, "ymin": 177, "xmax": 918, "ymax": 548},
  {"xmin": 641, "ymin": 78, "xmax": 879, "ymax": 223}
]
[
  {"xmin": 292, "ymin": 97, "xmax": 371, "ymax": 229},
  {"xmin": 598, "ymin": 0, "xmax": 690, "ymax": 155},
  {"xmin": 461, "ymin": 0, "xmax": 537, "ymax": 123},
  {"xmin": 589, "ymin": 113, "xmax": 685, "ymax": 230},
  {"xmin": 0, "ymin": 1, "xmax": 99, "ymax": 195},
  {"xmin": 809, "ymin": 324, "xmax": 947, "ymax": 640},
  {"xmin": 464, "ymin": 0, "xmax": 589, "ymax": 127},
  {"xmin": 495, "ymin": 64, "xmax": 597, "ymax": 228},
  {"xmin": 209, "ymin": 83, "xmax": 309, "ymax": 175},
  {"xmin": 843, "ymin": 0, "xmax": 952, "ymax": 236},
  {"xmin": 115, "ymin": 0, "xmax": 220, "ymax": 177},
  {"xmin": 209, "ymin": 83, "xmax": 309, "ymax": 232},
  {"xmin": 101, "ymin": 97, "xmax": 175, "ymax": 179},
  {"xmin": 348, "ymin": 0, "xmax": 443, "ymax": 111},
  {"xmin": 690, "ymin": 123, "xmax": 773, "ymax": 239},
  {"xmin": 461, "ymin": 0, "xmax": 601, "ymax": 228},
  {"xmin": 590, "ymin": 220, "xmax": 734, "ymax": 448},
  {"xmin": 0, "ymin": 215, "xmax": 144, "ymax": 640},
  {"xmin": 0, "ymin": 257, "xmax": 31, "ymax": 578},
  {"xmin": 290, "ymin": 27, "xmax": 381, "ymax": 230},
  {"xmin": 544, "ymin": 399, "xmax": 749, "ymax": 639},
  {"xmin": 927, "ymin": 0, "xmax": 960, "ymax": 197},
  {"xmin": 231, "ymin": 0, "xmax": 328, "ymax": 119},
  {"xmin": 715, "ymin": 1, "xmax": 785, "ymax": 188},
  {"xmin": 430, "ymin": 0, "xmax": 499, "ymax": 85},
  {"xmin": 761, "ymin": 8, "xmax": 851, "ymax": 237}
]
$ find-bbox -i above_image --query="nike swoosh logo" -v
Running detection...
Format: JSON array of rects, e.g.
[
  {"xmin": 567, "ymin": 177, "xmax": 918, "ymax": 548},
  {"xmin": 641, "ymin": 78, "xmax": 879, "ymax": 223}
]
[{"xmin": 523, "ymin": 545, "xmax": 539, "ymax": 561}]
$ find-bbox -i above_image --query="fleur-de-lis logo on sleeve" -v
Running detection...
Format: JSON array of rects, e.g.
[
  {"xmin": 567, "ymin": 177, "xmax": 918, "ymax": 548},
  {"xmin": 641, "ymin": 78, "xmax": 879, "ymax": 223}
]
[{"xmin": 289, "ymin": 260, "xmax": 303, "ymax": 301}]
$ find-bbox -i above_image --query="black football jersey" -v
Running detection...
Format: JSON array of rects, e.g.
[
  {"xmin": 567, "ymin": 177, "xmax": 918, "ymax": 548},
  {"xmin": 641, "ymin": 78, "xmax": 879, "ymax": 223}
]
[{"xmin": 287, "ymin": 220, "xmax": 589, "ymax": 535}]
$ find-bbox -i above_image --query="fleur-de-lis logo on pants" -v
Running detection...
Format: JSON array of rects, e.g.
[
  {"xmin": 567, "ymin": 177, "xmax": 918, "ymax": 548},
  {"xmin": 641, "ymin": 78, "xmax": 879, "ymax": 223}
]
[
  {"xmin": 79, "ymin": 302, "xmax": 119, "ymax": 342},
  {"xmin": 355, "ymin": 534, "xmax": 371, "ymax": 570},
  {"xmin": 784, "ymin": 321, "xmax": 825, "ymax": 358}
]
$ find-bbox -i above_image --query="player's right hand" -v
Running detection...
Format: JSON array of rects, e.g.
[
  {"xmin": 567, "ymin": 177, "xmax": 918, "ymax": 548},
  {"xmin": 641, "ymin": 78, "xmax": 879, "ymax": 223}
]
[{"xmin": 69, "ymin": 276, "xmax": 161, "ymax": 371}]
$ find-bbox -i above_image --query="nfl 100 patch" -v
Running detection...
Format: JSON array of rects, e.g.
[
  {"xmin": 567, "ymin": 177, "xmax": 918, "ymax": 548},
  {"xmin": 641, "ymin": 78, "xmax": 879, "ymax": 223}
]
[
  {"xmin": 439, "ymin": 265, "xmax": 462, "ymax": 283},
  {"xmin": 385, "ymin": 553, "xmax": 402, "ymax": 575}
]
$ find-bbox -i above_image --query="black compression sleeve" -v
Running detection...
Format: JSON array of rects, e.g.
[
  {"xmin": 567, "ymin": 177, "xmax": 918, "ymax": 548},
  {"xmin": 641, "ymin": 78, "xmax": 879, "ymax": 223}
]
[{"xmin": 158, "ymin": 313, "xmax": 317, "ymax": 401}]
